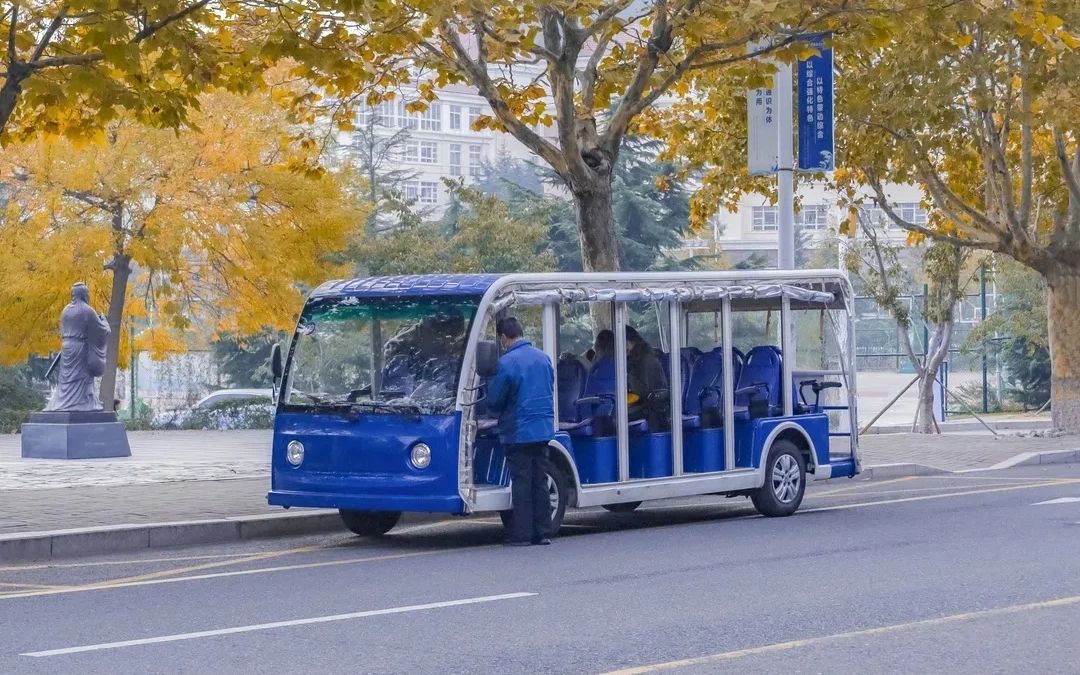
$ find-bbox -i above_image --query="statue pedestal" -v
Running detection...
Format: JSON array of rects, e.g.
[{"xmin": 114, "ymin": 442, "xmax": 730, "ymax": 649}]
[{"xmin": 21, "ymin": 412, "xmax": 132, "ymax": 459}]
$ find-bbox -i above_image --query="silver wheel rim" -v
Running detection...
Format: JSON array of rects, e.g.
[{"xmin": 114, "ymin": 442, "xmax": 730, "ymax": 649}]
[
  {"xmin": 547, "ymin": 474, "xmax": 560, "ymax": 520},
  {"xmin": 772, "ymin": 454, "xmax": 801, "ymax": 504}
]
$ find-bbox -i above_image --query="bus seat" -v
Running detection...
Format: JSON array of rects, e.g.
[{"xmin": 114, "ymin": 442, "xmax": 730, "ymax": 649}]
[
  {"xmin": 560, "ymin": 356, "xmax": 647, "ymax": 436},
  {"xmin": 557, "ymin": 355, "xmax": 588, "ymax": 422},
  {"xmin": 735, "ymin": 345, "xmax": 783, "ymax": 417},
  {"xmin": 683, "ymin": 348, "xmax": 720, "ymax": 428}
]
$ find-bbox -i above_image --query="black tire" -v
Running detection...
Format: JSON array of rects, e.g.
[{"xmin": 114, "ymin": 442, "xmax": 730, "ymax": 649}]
[
  {"xmin": 339, "ymin": 510, "xmax": 401, "ymax": 536},
  {"xmin": 499, "ymin": 460, "xmax": 569, "ymax": 537},
  {"xmin": 751, "ymin": 439, "xmax": 806, "ymax": 517},
  {"xmin": 602, "ymin": 501, "xmax": 642, "ymax": 513}
]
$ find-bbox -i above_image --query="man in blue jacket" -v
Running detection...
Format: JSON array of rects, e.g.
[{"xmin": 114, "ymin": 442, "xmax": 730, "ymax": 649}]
[{"xmin": 486, "ymin": 317, "xmax": 556, "ymax": 546}]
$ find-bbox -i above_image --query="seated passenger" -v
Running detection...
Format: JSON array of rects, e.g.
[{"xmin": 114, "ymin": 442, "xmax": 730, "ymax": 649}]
[
  {"xmin": 588, "ymin": 329, "xmax": 615, "ymax": 365},
  {"xmin": 625, "ymin": 326, "xmax": 670, "ymax": 431}
]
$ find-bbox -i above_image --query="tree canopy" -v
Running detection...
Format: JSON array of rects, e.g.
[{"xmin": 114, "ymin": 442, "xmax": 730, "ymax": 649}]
[
  {"xmin": 0, "ymin": 1, "xmax": 263, "ymax": 142},
  {"xmin": 0, "ymin": 82, "xmax": 368, "ymax": 401}
]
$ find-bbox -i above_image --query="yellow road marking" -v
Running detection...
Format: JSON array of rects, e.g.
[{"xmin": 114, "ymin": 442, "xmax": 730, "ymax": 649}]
[
  {"xmin": 598, "ymin": 593, "xmax": 1080, "ymax": 674},
  {"xmin": 810, "ymin": 476, "xmax": 917, "ymax": 497},
  {"xmin": 0, "ymin": 548, "xmax": 462, "ymax": 601},
  {"xmin": 76, "ymin": 545, "xmax": 325, "ymax": 588},
  {"xmin": 0, "ymin": 552, "xmax": 263, "ymax": 573}
]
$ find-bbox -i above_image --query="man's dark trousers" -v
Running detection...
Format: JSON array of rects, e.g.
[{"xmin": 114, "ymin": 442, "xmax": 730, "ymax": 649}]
[{"xmin": 505, "ymin": 443, "xmax": 551, "ymax": 543}]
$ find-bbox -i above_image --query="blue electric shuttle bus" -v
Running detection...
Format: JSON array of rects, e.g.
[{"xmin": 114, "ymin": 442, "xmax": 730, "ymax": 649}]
[{"xmin": 268, "ymin": 271, "xmax": 860, "ymax": 536}]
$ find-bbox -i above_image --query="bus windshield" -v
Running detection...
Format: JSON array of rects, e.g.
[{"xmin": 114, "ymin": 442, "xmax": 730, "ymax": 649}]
[{"xmin": 282, "ymin": 295, "xmax": 481, "ymax": 415}]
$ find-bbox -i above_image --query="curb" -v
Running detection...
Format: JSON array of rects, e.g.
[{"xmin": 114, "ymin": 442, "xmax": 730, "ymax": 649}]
[
  {"xmin": 863, "ymin": 419, "xmax": 1052, "ymax": 434},
  {"xmin": 0, "ymin": 511, "xmax": 345, "ymax": 563},
  {"xmin": 845, "ymin": 448, "xmax": 1080, "ymax": 482}
]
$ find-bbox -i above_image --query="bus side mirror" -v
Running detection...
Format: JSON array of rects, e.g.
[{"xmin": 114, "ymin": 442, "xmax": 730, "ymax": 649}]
[
  {"xmin": 476, "ymin": 340, "xmax": 499, "ymax": 379},
  {"xmin": 270, "ymin": 343, "xmax": 283, "ymax": 383}
]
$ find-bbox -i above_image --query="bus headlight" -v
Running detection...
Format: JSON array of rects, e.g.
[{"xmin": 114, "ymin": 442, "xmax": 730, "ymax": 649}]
[
  {"xmin": 410, "ymin": 443, "xmax": 432, "ymax": 469},
  {"xmin": 286, "ymin": 440, "xmax": 305, "ymax": 466}
]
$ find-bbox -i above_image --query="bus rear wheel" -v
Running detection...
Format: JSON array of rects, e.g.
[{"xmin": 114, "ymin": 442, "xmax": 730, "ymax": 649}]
[
  {"xmin": 498, "ymin": 462, "xmax": 569, "ymax": 537},
  {"xmin": 751, "ymin": 439, "xmax": 806, "ymax": 517},
  {"xmin": 339, "ymin": 510, "xmax": 401, "ymax": 536}
]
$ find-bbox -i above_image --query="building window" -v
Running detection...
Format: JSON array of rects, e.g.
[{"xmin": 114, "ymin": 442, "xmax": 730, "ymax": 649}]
[
  {"xmin": 449, "ymin": 105, "xmax": 462, "ymax": 131},
  {"xmin": 358, "ymin": 102, "xmax": 392, "ymax": 127},
  {"xmin": 419, "ymin": 181, "xmax": 439, "ymax": 204},
  {"xmin": 751, "ymin": 206, "xmax": 779, "ymax": 232},
  {"xmin": 402, "ymin": 180, "xmax": 419, "ymax": 201},
  {"xmin": 898, "ymin": 203, "xmax": 928, "ymax": 225},
  {"xmin": 449, "ymin": 144, "xmax": 462, "ymax": 176},
  {"xmin": 396, "ymin": 101, "xmax": 418, "ymax": 129},
  {"xmin": 797, "ymin": 204, "xmax": 829, "ymax": 230},
  {"xmin": 857, "ymin": 204, "xmax": 887, "ymax": 228},
  {"xmin": 401, "ymin": 141, "xmax": 419, "ymax": 163},
  {"xmin": 420, "ymin": 103, "xmax": 442, "ymax": 131},
  {"xmin": 468, "ymin": 144, "xmax": 483, "ymax": 178},
  {"xmin": 419, "ymin": 141, "xmax": 438, "ymax": 164},
  {"xmin": 468, "ymin": 106, "xmax": 482, "ymax": 129}
]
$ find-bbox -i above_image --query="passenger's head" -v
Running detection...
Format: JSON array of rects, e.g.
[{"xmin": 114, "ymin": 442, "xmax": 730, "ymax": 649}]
[
  {"xmin": 624, "ymin": 325, "xmax": 645, "ymax": 348},
  {"xmin": 594, "ymin": 329, "xmax": 614, "ymax": 358},
  {"xmin": 496, "ymin": 317, "xmax": 524, "ymax": 349}
]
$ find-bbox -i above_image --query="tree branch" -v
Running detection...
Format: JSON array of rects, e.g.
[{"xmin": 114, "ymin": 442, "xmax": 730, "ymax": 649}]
[
  {"xmin": 437, "ymin": 22, "xmax": 567, "ymax": 175},
  {"xmin": 133, "ymin": 0, "xmax": 213, "ymax": 42},
  {"xmin": 29, "ymin": 5, "xmax": 68, "ymax": 63},
  {"xmin": 1053, "ymin": 129, "xmax": 1080, "ymax": 227},
  {"xmin": 603, "ymin": 0, "xmax": 670, "ymax": 152},
  {"xmin": 7, "ymin": 1, "xmax": 19, "ymax": 66}
]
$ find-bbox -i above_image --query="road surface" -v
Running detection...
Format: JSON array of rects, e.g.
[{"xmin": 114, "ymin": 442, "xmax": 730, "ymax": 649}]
[{"xmin": 1, "ymin": 464, "xmax": 1078, "ymax": 674}]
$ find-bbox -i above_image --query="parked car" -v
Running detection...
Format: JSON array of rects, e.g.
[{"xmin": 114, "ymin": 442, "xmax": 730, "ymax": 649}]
[{"xmin": 155, "ymin": 389, "xmax": 274, "ymax": 430}]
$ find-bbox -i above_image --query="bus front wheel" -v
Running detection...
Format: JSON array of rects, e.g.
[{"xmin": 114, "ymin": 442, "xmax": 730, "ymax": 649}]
[
  {"xmin": 751, "ymin": 439, "xmax": 806, "ymax": 517},
  {"xmin": 498, "ymin": 462, "xmax": 569, "ymax": 537},
  {"xmin": 339, "ymin": 509, "xmax": 401, "ymax": 536}
]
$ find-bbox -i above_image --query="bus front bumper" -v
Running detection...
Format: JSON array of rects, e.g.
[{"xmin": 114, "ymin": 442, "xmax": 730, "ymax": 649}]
[{"xmin": 267, "ymin": 489, "xmax": 465, "ymax": 514}]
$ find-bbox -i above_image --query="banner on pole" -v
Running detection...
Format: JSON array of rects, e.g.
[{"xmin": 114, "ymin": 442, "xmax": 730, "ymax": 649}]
[
  {"xmin": 747, "ymin": 41, "xmax": 778, "ymax": 176},
  {"xmin": 797, "ymin": 33, "xmax": 834, "ymax": 173}
]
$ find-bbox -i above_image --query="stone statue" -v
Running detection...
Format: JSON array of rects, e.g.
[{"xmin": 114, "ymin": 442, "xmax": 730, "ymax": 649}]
[{"xmin": 45, "ymin": 282, "xmax": 111, "ymax": 412}]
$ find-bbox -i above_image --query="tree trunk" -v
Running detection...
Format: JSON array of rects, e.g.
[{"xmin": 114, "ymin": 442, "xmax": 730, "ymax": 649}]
[
  {"xmin": 0, "ymin": 75, "xmax": 25, "ymax": 137},
  {"xmin": 1047, "ymin": 272, "xmax": 1080, "ymax": 432},
  {"xmin": 99, "ymin": 254, "xmax": 132, "ymax": 410},
  {"xmin": 914, "ymin": 370, "xmax": 937, "ymax": 434},
  {"xmin": 912, "ymin": 320, "xmax": 953, "ymax": 434},
  {"xmin": 572, "ymin": 181, "xmax": 619, "ymax": 272}
]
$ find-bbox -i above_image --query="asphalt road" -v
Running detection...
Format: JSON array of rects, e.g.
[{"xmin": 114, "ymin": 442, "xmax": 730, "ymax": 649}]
[{"xmin": 1, "ymin": 464, "xmax": 1079, "ymax": 674}]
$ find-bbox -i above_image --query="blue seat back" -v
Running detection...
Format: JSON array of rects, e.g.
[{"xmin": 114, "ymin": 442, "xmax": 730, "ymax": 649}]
[
  {"xmin": 736, "ymin": 345, "xmax": 783, "ymax": 409},
  {"xmin": 684, "ymin": 348, "xmax": 723, "ymax": 415},
  {"xmin": 557, "ymin": 356, "xmax": 588, "ymax": 422}
]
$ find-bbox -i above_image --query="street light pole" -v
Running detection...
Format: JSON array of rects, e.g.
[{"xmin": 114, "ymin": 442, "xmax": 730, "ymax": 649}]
[{"xmin": 776, "ymin": 59, "xmax": 795, "ymax": 270}]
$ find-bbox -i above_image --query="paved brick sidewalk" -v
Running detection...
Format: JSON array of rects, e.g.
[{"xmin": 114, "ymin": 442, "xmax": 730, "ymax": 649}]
[
  {"xmin": 1, "ymin": 430, "xmax": 1076, "ymax": 536},
  {"xmin": 854, "ymin": 432, "xmax": 1079, "ymax": 471},
  {"xmin": 0, "ymin": 478, "xmax": 276, "ymax": 535}
]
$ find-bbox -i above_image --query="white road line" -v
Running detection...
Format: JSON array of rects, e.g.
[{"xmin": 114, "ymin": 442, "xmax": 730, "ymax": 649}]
[
  {"xmin": 21, "ymin": 592, "xmax": 537, "ymax": 658},
  {"xmin": 1032, "ymin": 497, "xmax": 1080, "ymax": 506}
]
